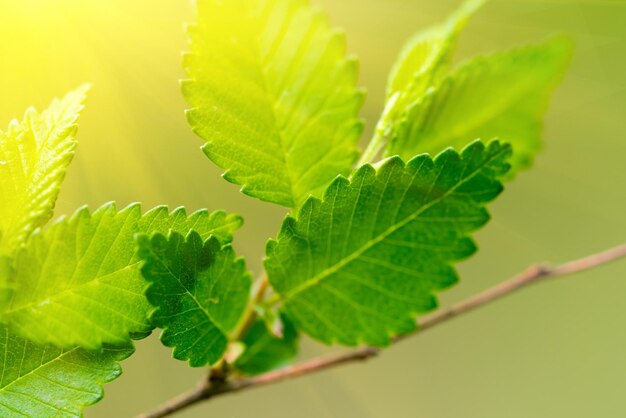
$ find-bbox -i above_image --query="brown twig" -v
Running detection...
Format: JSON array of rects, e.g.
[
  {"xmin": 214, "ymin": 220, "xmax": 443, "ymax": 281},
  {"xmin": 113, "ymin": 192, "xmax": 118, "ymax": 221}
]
[{"xmin": 137, "ymin": 243, "xmax": 626, "ymax": 418}]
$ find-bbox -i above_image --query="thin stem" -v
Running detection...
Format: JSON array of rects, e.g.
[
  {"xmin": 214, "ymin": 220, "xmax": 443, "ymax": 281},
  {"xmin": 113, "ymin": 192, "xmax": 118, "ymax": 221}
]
[
  {"xmin": 357, "ymin": 92, "xmax": 400, "ymax": 166},
  {"xmin": 137, "ymin": 380, "xmax": 211, "ymax": 418},
  {"xmin": 230, "ymin": 275, "xmax": 269, "ymax": 341},
  {"xmin": 358, "ymin": 130, "xmax": 387, "ymax": 167},
  {"xmin": 211, "ymin": 276, "xmax": 271, "ymax": 384},
  {"xmin": 137, "ymin": 243, "xmax": 626, "ymax": 418}
]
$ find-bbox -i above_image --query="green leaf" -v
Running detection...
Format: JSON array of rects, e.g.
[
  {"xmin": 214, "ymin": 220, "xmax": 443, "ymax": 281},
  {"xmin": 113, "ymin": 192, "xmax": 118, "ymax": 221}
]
[
  {"xmin": 265, "ymin": 141, "xmax": 511, "ymax": 346},
  {"xmin": 0, "ymin": 324, "xmax": 133, "ymax": 418},
  {"xmin": 0, "ymin": 257, "xmax": 12, "ymax": 310},
  {"xmin": 183, "ymin": 0, "xmax": 364, "ymax": 208},
  {"xmin": 361, "ymin": 0, "xmax": 481, "ymax": 165},
  {"xmin": 386, "ymin": 0, "xmax": 482, "ymax": 107},
  {"xmin": 137, "ymin": 205, "xmax": 242, "ymax": 245},
  {"xmin": 138, "ymin": 231, "xmax": 251, "ymax": 367},
  {"xmin": 0, "ymin": 85, "xmax": 89, "ymax": 256},
  {"xmin": 234, "ymin": 314, "xmax": 298, "ymax": 376},
  {"xmin": 387, "ymin": 36, "xmax": 573, "ymax": 174},
  {"xmin": 1, "ymin": 203, "xmax": 242, "ymax": 350}
]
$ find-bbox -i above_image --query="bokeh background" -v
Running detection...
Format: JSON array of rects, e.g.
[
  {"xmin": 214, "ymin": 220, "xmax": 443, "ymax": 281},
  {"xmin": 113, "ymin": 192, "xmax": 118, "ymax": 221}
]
[{"xmin": 1, "ymin": 0, "xmax": 626, "ymax": 417}]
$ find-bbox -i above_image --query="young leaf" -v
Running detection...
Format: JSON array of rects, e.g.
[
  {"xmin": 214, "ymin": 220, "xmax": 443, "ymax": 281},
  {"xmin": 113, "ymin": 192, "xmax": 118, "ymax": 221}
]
[
  {"xmin": 0, "ymin": 204, "xmax": 242, "ymax": 350},
  {"xmin": 182, "ymin": 0, "xmax": 364, "ymax": 208},
  {"xmin": 0, "ymin": 324, "xmax": 133, "ymax": 418},
  {"xmin": 362, "ymin": 0, "xmax": 481, "ymax": 164},
  {"xmin": 234, "ymin": 315, "xmax": 298, "ymax": 376},
  {"xmin": 386, "ymin": 0, "xmax": 482, "ymax": 108},
  {"xmin": 0, "ymin": 85, "xmax": 89, "ymax": 256},
  {"xmin": 387, "ymin": 36, "xmax": 573, "ymax": 174},
  {"xmin": 138, "ymin": 231, "xmax": 251, "ymax": 367},
  {"xmin": 265, "ymin": 141, "xmax": 511, "ymax": 346}
]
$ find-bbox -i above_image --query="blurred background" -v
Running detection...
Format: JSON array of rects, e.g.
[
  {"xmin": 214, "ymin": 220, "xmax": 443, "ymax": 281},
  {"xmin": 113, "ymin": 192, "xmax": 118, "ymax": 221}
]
[{"xmin": 1, "ymin": 0, "xmax": 625, "ymax": 417}]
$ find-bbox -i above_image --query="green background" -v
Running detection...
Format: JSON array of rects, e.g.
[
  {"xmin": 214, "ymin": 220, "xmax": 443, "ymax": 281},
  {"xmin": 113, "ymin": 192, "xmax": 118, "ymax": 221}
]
[{"xmin": 1, "ymin": 0, "xmax": 625, "ymax": 417}]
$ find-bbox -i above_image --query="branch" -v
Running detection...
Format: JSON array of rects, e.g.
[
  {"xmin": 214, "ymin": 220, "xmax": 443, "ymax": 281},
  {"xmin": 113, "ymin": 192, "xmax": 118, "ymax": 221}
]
[{"xmin": 137, "ymin": 243, "xmax": 626, "ymax": 418}]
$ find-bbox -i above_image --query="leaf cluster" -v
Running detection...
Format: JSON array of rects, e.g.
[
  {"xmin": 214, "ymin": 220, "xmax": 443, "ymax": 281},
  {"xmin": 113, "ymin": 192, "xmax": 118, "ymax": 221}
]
[{"xmin": 0, "ymin": 0, "xmax": 571, "ymax": 416}]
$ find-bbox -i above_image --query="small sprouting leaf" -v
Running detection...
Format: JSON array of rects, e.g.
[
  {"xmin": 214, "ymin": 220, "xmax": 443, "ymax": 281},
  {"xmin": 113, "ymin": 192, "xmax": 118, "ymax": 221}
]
[
  {"xmin": 234, "ymin": 314, "xmax": 298, "ymax": 376},
  {"xmin": 0, "ymin": 324, "xmax": 133, "ymax": 418},
  {"xmin": 1, "ymin": 203, "xmax": 242, "ymax": 350},
  {"xmin": 387, "ymin": 36, "xmax": 573, "ymax": 174},
  {"xmin": 183, "ymin": 0, "xmax": 364, "ymax": 208},
  {"xmin": 266, "ymin": 141, "xmax": 510, "ymax": 346},
  {"xmin": 386, "ymin": 0, "xmax": 482, "ymax": 109},
  {"xmin": 0, "ymin": 85, "xmax": 89, "ymax": 256},
  {"xmin": 363, "ymin": 0, "xmax": 481, "ymax": 164},
  {"xmin": 138, "ymin": 231, "xmax": 251, "ymax": 367}
]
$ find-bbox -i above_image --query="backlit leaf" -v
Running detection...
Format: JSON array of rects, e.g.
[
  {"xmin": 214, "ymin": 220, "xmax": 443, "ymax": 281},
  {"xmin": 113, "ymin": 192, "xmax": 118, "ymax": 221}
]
[
  {"xmin": 1, "ymin": 203, "xmax": 242, "ymax": 349},
  {"xmin": 266, "ymin": 141, "xmax": 510, "ymax": 346},
  {"xmin": 0, "ymin": 324, "xmax": 133, "ymax": 418},
  {"xmin": 388, "ymin": 36, "xmax": 572, "ymax": 174},
  {"xmin": 0, "ymin": 86, "xmax": 89, "ymax": 256},
  {"xmin": 386, "ymin": 0, "xmax": 482, "ymax": 108},
  {"xmin": 183, "ymin": 0, "xmax": 364, "ymax": 208}
]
